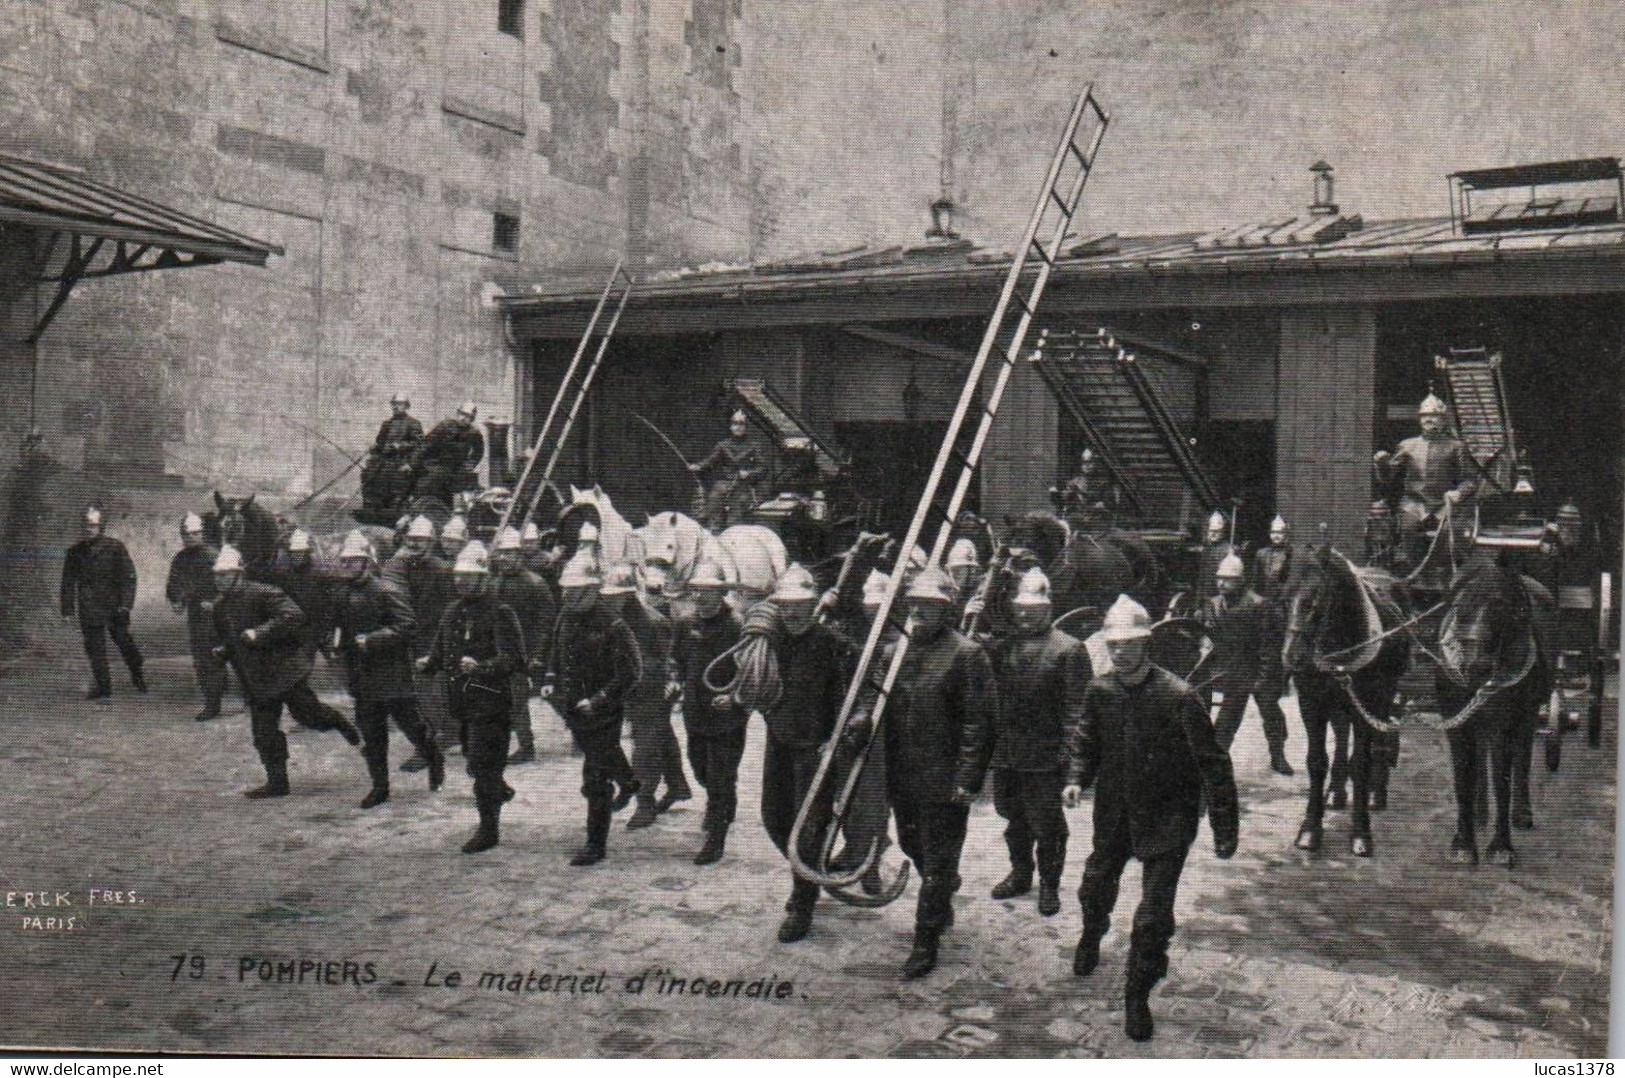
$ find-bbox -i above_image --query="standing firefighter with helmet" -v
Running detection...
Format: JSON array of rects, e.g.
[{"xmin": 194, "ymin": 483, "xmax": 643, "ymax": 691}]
[
  {"xmin": 384, "ymin": 514, "xmax": 456, "ymax": 771},
  {"xmin": 62, "ymin": 506, "xmax": 146, "ymax": 701},
  {"xmin": 211, "ymin": 544, "xmax": 362, "ymax": 799},
  {"xmin": 988, "ymin": 565, "xmax": 1092, "ymax": 917},
  {"xmin": 417, "ymin": 540, "xmax": 525, "ymax": 853},
  {"xmin": 361, "ymin": 392, "xmax": 424, "ymax": 516},
  {"xmin": 416, "ymin": 401, "xmax": 485, "ymax": 507},
  {"xmin": 489, "ymin": 526, "xmax": 557, "ymax": 767},
  {"xmin": 166, "ymin": 512, "xmax": 226, "ymax": 721},
  {"xmin": 1202, "ymin": 552, "xmax": 1293, "ymax": 776},
  {"xmin": 541, "ymin": 552, "xmax": 643, "ymax": 866},
  {"xmin": 667, "ymin": 560, "xmax": 746, "ymax": 865},
  {"xmin": 331, "ymin": 530, "xmax": 445, "ymax": 808},
  {"xmin": 1064, "ymin": 595, "xmax": 1239, "ymax": 1042}
]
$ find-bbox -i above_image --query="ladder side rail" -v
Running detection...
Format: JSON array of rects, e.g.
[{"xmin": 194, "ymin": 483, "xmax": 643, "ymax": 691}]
[
  {"xmin": 498, "ymin": 260, "xmax": 625, "ymax": 533},
  {"xmin": 755, "ymin": 378, "xmax": 846, "ymax": 470},
  {"xmin": 1489, "ymin": 351, "xmax": 1519, "ymax": 490},
  {"xmin": 1117, "ymin": 350, "xmax": 1222, "ymax": 508},
  {"xmin": 1030, "ymin": 347, "xmax": 1147, "ymax": 515}
]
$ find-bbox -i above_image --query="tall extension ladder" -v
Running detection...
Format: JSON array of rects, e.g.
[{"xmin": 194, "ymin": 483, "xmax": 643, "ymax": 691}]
[
  {"xmin": 1434, "ymin": 348, "xmax": 1518, "ymax": 495},
  {"xmin": 789, "ymin": 87, "xmax": 1112, "ymax": 895},
  {"xmin": 498, "ymin": 260, "xmax": 636, "ymax": 532}
]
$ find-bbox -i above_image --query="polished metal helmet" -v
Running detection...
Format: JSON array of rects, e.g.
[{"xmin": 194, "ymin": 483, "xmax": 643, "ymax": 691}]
[
  {"xmin": 457, "ymin": 400, "xmax": 479, "ymax": 419},
  {"xmin": 1270, "ymin": 514, "xmax": 1288, "ymax": 534},
  {"xmin": 338, "ymin": 529, "xmax": 374, "ymax": 562},
  {"xmin": 494, "ymin": 527, "xmax": 523, "ymax": 553},
  {"xmin": 769, "ymin": 564, "xmax": 820, "ymax": 603},
  {"xmin": 730, "ymin": 409, "xmax": 748, "ymax": 425},
  {"xmin": 1206, "ymin": 510, "xmax": 1227, "ymax": 537},
  {"xmin": 390, "ymin": 392, "xmax": 410, "ymax": 407},
  {"xmin": 407, "ymin": 515, "xmax": 437, "ymax": 540},
  {"xmin": 1101, "ymin": 594, "xmax": 1153, "ymax": 641},
  {"xmin": 84, "ymin": 506, "xmax": 103, "ymax": 527},
  {"xmin": 1418, "ymin": 392, "xmax": 1448, "ymax": 417},
  {"xmin": 861, "ymin": 568, "xmax": 890, "ymax": 608},
  {"xmin": 288, "ymin": 529, "xmax": 312, "ymax": 553},
  {"xmin": 690, "ymin": 560, "xmax": 731, "ymax": 591},
  {"xmin": 902, "ymin": 565, "xmax": 958, "ymax": 604},
  {"xmin": 181, "ymin": 512, "xmax": 204, "ymax": 535},
  {"xmin": 1010, "ymin": 565, "xmax": 1052, "ymax": 607},
  {"xmin": 945, "ymin": 537, "xmax": 980, "ymax": 571},
  {"xmin": 1216, "ymin": 552, "xmax": 1246, "ymax": 580},
  {"xmin": 558, "ymin": 551, "xmax": 601, "ymax": 588},
  {"xmin": 453, "ymin": 540, "xmax": 490, "ymax": 575},
  {"xmin": 521, "ymin": 521, "xmax": 542, "ymax": 544},
  {"xmin": 441, "ymin": 515, "xmax": 468, "ymax": 543},
  {"xmin": 577, "ymin": 521, "xmax": 600, "ymax": 545}
]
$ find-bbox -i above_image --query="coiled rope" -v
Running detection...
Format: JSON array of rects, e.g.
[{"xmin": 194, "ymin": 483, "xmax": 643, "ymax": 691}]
[{"xmin": 703, "ymin": 602, "xmax": 783, "ymax": 711}]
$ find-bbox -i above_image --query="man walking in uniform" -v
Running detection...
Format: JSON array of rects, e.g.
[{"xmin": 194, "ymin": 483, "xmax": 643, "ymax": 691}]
[
  {"xmin": 1194, "ymin": 509, "xmax": 1232, "ymax": 607},
  {"xmin": 1064, "ymin": 595, "xmax": 1239, "ymax": 1042},
  {"xmin": 667, "ymin": 560, "xmax": 745, "ymax": 864},
  {"xmin": 490, "ymin": 527, "xmax": 556, "ymax": 766},
  {"xmin": 331, "ymin": 530, "xmax": 444, "ymax": 807},
  {"xmin": 1203, "ymin": 553, "xmax": 1293, "ymax": 775},
  {"xmin": 542, "ymin": 553, "xmax": 643, "ymax": 866},
  {"xmin": 61, "ymin": 506, "xmax": 146, "ymax": 701},
  {"xmin": 988, "ymin": 566, "xmax": 1092, "ymax": 917},
  {"xmin": 167, "ymin": 512, "xmax": 226, "ymax": 721},
  {"xmin": 601, "ymin": 562, "xmax": 691, "ymax": 827},
  {"xmin": 1252, "ymin": 515, "xmax": 1294, "ymax": 605},
  {"xmin": 212, "ymin": 545, "xmax": 361, "ymax": 799},
  {"xmin": 385, "ymin": 515, "xmax": 456, "ymax": 772},
  {"xmin": 418, "ymin": 540, "xmax": 525, "ymax": 853}
]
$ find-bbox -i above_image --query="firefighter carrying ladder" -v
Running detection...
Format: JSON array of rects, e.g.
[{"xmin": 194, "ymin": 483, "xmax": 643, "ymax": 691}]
[
  {"xmin": 499, "ymin": 260, "xmax": 635, "ymax": 532},
  {"xmin": 1435, "ymin": 347, "xmax": 1519, "ymax": 495},
  {"xmin": 788, "ymin": 86, "xmax": 1112, "ymax": 903}
]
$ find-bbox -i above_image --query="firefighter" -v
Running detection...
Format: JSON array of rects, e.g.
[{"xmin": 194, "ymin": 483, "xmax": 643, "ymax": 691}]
[
  {"xmin": 828, "ymin": 568, "xmax": 895, "ymax": 895},
  {"xmin": 1195, "ymin": 509, "xmax": 1232, "ymax": 606},
  {"xmin": 212, "ymin": 545, "xmax": 362, "ymax": 798},
  {"xmin": 362, "ymin": 392, "xmax": 424, "ymax": 515},
  {"xmin": 438, "ymin": 514, "xmax": 469, "ymax": 559},
  {"xmin": 541, "ymin": 553, "xmax": 643, "ymax": 866},
  {"xmin": 1373, "ymin": 391, "xmax": 1478, "ymax": 571},
  {"xmin": 750, "ymin": 564, "xmax": 854, "ymax": 943},
  {"xmin": 416, "ymin": 402, "xmax": 485, "ymax": 507},
  {"xmin": 331, "ymin": 530, "xmax": 445, "ymax": 808},
  {"xmin": 385, "ymin": 515, "xmax": 456, "ymax": 772},
  {"xmin": 600, "ymin": 562, "xmax": 690, "ymax": 827},
  {"xmin": 1203, "ymin": 553, "xmax": 1292, "ymax": 775},
  {"xmin": 61, "ymin": 506, "xmax": 146, "ymax": 701},
  {"xmin": 874, "ymin": 565, "xmax": 997, "ymax": 979},
  {"xmin": 490, "ymin": 526, "xmax": 556, "ymax": 766},
  {"xmin": 667, "ymin": 560, "xmax": 746, "ymax": 864},
  {"xmin": 1051, "ymin": 447, "xmax": 1114, "ymax": 520},
  {"xmin": 1252, "ymin": 515, "xmax": 1294, "ymax": 604},
  {"xmin": 417, "ymin": 541, "xmax": 525, "ymax": 853},
  {"xmin": 688, "ymin": 409, "xmax": 763, "ymax": 529},
  {"xmin": 988, "ymin": 566, "xmax": 1092, "ymax": 917},
  {"xmin": 166, "ymin": 512, "xmax": 226, "ymax": 721},
  {"xmin": 945, "ymin": 536, "xmax": 982, "ymax": 598},
  {"xmin": 1064, "ymin": 595, "xmax": 1239, "ymax": 1042}
]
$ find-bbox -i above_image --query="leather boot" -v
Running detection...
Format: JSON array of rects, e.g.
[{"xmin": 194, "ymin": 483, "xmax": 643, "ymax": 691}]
[
  {"xmin": 991, "ymin": 868, "xmax": 1033, "ymax": 900},
  {"xmin": 400, "ymin": 754, "xmax": 429, "ymax": 773},
  {"xmin": 693, "ymin": 826, "xmax": 727, "ymax": 866},
  {"xmin": 1038, "ymin": 879, "xmax": 1061, "ymax": 917},
  {"xmin": 506, "ymin": 729, "xmax": 535, "ymax": 766},
  {"xmin": 626, "ymin": 796, "xmax": 660, "ymax": 830},
  {"xmin": 462, "ymin": 802, "xmax": 499, "ymax": 853},
  {"xmin": 361, "ymin": 754, "xmax": 390, "ymax": 808},
  {"xmin": 334, "ymin": 715, "xmax": 362, "ymax": 747},
  {"xmin": 901, "ymin": 925, "xmax": 940, "ymax": 980},
  {"xmin": 1269, "ymin": 747, "xmax": 1295, "ymax": 776},
  {"xmin": 245, "ymin": 758, "xmax": 290, "ymax": 800},
  {"xmin": 570, "ymin": 800, "xmax": 611, "ymax": 865},
  {"xmin": 776, "ymin": 903, "xmax": 814, "ymax": 943},
  {"xmin": 611, "ymin": 778, "xmax": 641, "ymax": 813},
  {"xmin": 657, "ymin": 779, "xmax": 692, "ymax": 812},
  {"xmin": 1123, "ymin": 953, "xmax": 1165, "ymax": 1042},
  {"xmin": 131, "ymin": 664, "xmax": 148, "ymax": 693},
  {"xmin": 1073, "ymin": 930, "xmax": 1105, "ymax": 977},
  {"xmin": 426, "ymin": 743, "xmax": 446, "ymax": 791},
  {"xmin": 194, "ymin": 702, "xmax": 222, "ymax": 723}
]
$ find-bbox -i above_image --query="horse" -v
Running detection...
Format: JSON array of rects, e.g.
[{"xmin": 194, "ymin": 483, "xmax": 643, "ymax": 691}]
[
  {"xmin": 1434, "ymin": 548, "xmax": 1555, "ymax": 868},
  {"xmin": 553, "ymin": 484, "xmax": 641, "ymax": 569},
  {"xmin": 204, "ymin": 492, "xmax": 282, "ymax": 578},
  {"xmin": 634, "ymin": 509, "xmax": 788, "ymax": 617},
  {"xmin": 1004, "ymin": 511, "xmax": 1139, "ymax": 625},
  {"xmin": 1281, "ymin": 544, "xmax": 1410, "ymax": 856}
]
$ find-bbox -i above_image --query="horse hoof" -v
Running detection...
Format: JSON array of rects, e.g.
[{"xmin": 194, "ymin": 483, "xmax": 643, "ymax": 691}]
[
  {"xmin": 1295, "ymin": 827, "xmax": 1322, "ymax": 852},
  {"xmin": 1351, "ymin": 835, "xmax": 1374, "ymax": 858},
  {"xmin": 1449, "ymin": 844, "xmax": 1478, "ymax": 866},
  {"xmin": 1487, "ymin": 846, "xmax": 1516, "ymax": 869}
]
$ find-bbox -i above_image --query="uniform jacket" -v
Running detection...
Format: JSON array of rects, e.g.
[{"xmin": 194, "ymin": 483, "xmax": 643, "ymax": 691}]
[
  {"xmin": 1252, "ymin": 544, "xmax": 1294, "ymax": 603},
  {"xmin": 1064, "ymin": 666, "xmax": 1240, "ymax": 859},
  {"xmin": 213, "ymin": 581, "xmax": 312, "ymax": 702},
  {"xmin": 381, "ymin": 549, "xmax": 451, "ymax": 655},
  {"xmin": 1376, "ymin": 434, "xmax": 1478, "ymax": 523},
  {"xmin": 165, "ymin": 544, "xmax": 219, "ymax": 613},
  {"xmin": 372, "ymin": 414, "xmax": 424, "ymax": 456},
  {"xmin": 989, "ymin": 626, "xmax": 1092, "ymax": 772},
  {"xmin": 1201, "ymin": 589, "xmax": 1283, "ymax": 691},
  {"xmin": 547, "ymin": 602, "xmax": 641, "ymax": 732},
  {"xmin": 61, "ymin": 536, "xmax": 138, "ymax": 626},
  {"xmin": 673, "ymin": 608, "xmax": 746, "ymax": 736},
  {"xmin": 491, "ymin": 567, "xmax": 558, "ymax": 661},
  {"xmin": 423, "ymin": 596, "xmax": 525, "ymax": 716},
  {"xmin": 763, "ymin": 622, "xmax": 853, "ymax": 748},
  {"xmin": 269, "ymin": 560, "xmax": 335, "ymax": 655},
  {"xmin": 694, "ymin": 436, "xmax": 763, "ymax": 482},
  {"xmin": 616, "ymin": 597, "xmax": 673, "ymax": 703},
  {"xmin": 332, "ymin": 574, "xmax": 418, "ymax": 702},
  {"xmin": 884, "ymin": 627, "xmax": 998, "ymax": 804},
  {"xmin": 1195, "ymin": 541, "xmax": 1232, "ymax": 603},
  {"xmin": 417, "ymin": 420, "xmax": 484, "ymax": 474}
]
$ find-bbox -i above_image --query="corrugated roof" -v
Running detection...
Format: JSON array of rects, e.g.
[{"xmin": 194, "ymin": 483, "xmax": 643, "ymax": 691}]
[
  {"xmin": 0, "ymin": 153, "xmax": 281, "ymax": 263},
  {"xmin": 502, "ymin": 212, "xmax": 1625, "ymax": 311}
]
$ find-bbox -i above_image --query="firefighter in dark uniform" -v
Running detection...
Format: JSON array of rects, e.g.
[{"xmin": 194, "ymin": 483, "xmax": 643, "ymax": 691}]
[
  {"xmin": 331, "ymin": 530, "xmax": 445, "ymax": 808},
  {"xmin": 418, "ymin": 540, "xmax": 525, "ymax": 853},
  {"xmin": 62, "ymin": 506, "xmax": 146, "ymax": 701},
  {"xmin": 667, "ymin": 560, "xmax": 746, "ymax": 864},
  {"xmin": 272, "ymin": 529, "xmax": 335, "ymax": 664},
  {"xmin": 1373, "ymin": 391, "xmax": 1478, "ymax": 573},
  {"xmin": 1202, "ymin": 553, "xmax": 1293, "ymax": 775},
  {"xmin": 166, "ymin": 512, "xmax": 226, "ymax": 721},
  {"xmin": 415, "ymin": 401, "xmax": 485, "ymax": 507},
  {"xmin": 362, "ymin": 392, "xmax": 425, "ymax": 515},
  {"xmin": 1051, "ymin": 447, "xmax": 1115, "ymax": 521},
  {"xmin": 491, "ymin": 527, "xmax": 556, "ymax": 766},
  {"xmin": 384, "ymin": 515, "xmax": 455, "ymax": 770},
  {"xmin": 828, "ymin": 569, "xmax": 895, "ymax": 895},
  {"xmin": 541, "ymin": 552, "xmax": 643, "ymax": 866},
  {"xmin": 601, "ymin": 562, "xmax": 690, "ymax": 828},
  {"xmin": 870, "ymin": 565, "xmax": 997, "ymax": 979},
  {"xmin": 437, "ymin": 514, "xmax": 469, "ymax": 559},
  {"xmin": 745, "ymin": 564, "xmax": 854, "ymax": 943},
  {"xmin": 688, "ymin": 409, "xmax": 763, "ymax": 529},
  {"xmin": 1252, "ymin": 514, "xmax": 1294, "ymax": 605},
  {"xmin": 988, "ymin": 566, "xmax": 1092, "ymax": 917},
  {"xmin": 1064, "ymin": 595, "xmax": 1239, "ymax": 1042},
  {"xmin": 1194, "ymin": 509, "xmax": 1232, "ymax": 607},
  {"xmin": 212, "ymin": 545, "xmax": 362, "ymax": 799}
]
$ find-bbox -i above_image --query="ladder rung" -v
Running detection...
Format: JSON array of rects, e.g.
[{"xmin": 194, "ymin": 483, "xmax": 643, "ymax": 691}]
[
  {"xmin": 1028, "ymin": 237, "xmax": 1053, "ymax": 266},
  {"xmin": 1049, "ymin": 187, "xmax": 1074, "ymax": 215}
]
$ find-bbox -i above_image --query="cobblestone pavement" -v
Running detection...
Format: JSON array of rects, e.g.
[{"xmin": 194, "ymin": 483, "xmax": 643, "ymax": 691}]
[{"xmin": 0, "ymin": 632, "xmax": 1613, "ymax": 1058}]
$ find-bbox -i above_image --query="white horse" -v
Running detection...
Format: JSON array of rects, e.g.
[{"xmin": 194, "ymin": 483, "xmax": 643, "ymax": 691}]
[
  {"xmin": 635, "ymin": 510, "xmax": 787, "ymax": 611},
  {"xmin": 561, "ymin": 484, "xmax": 641, "ymax": 568}
]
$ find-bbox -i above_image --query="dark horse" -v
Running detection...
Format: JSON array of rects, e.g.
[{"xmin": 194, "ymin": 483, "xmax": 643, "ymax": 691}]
[
  {"xmin": 1003, "ymin": 512, "xmax": 1140, "ymax": 625},
  {"xmin": 1281, "ymin": 545, "xmax": 1408, "ymax": 856},
  {"xmin": 1435, "ymin": 548, "xmax": 1554, "ymax": 868},
  {"xmin": 204, "ymin": 492, "xmax": 283, "ymax": 578}
]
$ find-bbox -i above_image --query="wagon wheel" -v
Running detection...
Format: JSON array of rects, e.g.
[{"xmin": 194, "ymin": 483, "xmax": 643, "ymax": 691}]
[{"xmin": 1591, "ymin": 570, "xmax": 1613, "ymax": 748}]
